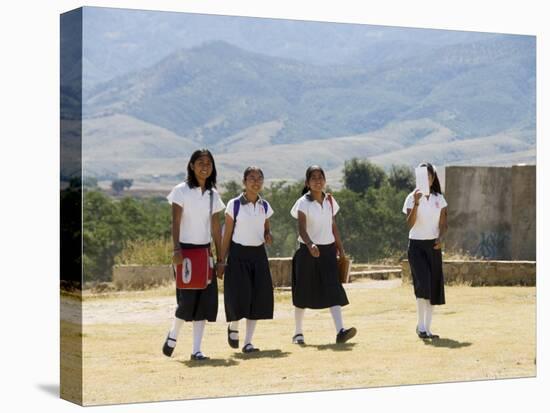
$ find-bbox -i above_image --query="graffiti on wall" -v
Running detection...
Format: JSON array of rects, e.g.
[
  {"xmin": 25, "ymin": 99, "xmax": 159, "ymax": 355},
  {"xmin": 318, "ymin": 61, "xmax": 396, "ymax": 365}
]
[{"xmin": 472, "ymin": 231, "xmax": 510, "ymax": 259}]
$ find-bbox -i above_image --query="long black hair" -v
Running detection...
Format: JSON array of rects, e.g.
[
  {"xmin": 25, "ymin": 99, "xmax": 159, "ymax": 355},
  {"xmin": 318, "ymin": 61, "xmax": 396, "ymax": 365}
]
[
  {"xmin": 419, "ymin": 162, "xmax": 442, "ymax": 195},
  {"xmin": 186, "ymin": 149, "xmax": 217, "ymax": 190},
  {"xmin": 302, "ymin": 165, "xmax": 326, "ymax": 195}
]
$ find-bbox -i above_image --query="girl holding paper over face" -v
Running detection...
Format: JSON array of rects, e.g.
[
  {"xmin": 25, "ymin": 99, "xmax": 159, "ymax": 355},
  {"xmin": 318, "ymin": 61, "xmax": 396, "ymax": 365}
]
[{"xmin": 403, "ymin": 162, "xmax": 448, "ymax": 339}]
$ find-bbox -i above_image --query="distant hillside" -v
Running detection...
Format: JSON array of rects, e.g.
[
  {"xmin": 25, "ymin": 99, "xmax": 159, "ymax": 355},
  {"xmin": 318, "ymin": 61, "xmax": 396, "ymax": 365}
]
[
  {"xmin": 74, "ymin": 16, "xmax": 535, "ymax": 189},
  {"xmin": 80, "ymin": 7, "xmax": 502, "ymax": 85},
  {"xmin": 86, "ymin": 118, "xmax": 534, "ymax": 190},
  {"xmin": 83, "ymin": 36, "xmax": 534, "ymax": 145}
]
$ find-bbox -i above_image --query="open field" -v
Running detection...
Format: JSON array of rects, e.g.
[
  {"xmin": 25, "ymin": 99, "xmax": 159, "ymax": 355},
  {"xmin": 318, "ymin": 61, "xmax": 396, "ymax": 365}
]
[{"xmin": 61, "ymin": 280, "xmax": 536, "ymax": 406}]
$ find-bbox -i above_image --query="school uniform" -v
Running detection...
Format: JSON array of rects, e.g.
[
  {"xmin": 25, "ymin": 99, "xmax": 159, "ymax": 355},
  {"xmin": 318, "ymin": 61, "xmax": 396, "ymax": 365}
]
[
  {"xmin": 224, "ymin": 194, "xmax": 275, "ymax": 321},
  {"xmin": 402, "ymin": 191, "xmax": 447, "ymax": 305},
  {"xmin": 167, "ymin": 182, "xmax": 225, "ymax": 321},
  {"xmin": 290, "ymin": 192, "xmax": 349, "ymax": 309}
]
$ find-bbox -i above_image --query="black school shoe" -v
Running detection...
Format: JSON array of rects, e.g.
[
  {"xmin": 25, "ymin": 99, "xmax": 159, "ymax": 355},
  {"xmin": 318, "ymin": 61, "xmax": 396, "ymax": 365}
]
[
  {"xmin": 162, "ymin": 334, "xmax": 177, "ymax": 357},
  {"xmin": 336, "ymin": 327, "xmax": 357, "ymax": 344},
  {"xmin": 190, "ymin": 352, "xmax": 209, "ymax": 361},
  {"xmin": 426, "ymin": 332, "xmax": 440, "ymax": 339},
  {"xmin": 292, "ymin": 333, "xmax": 305, "ymax": 345},
  {"xmin": 227, "ymin": 325, "xmax": 239, "ymax": 349},
  {"xmin": 416, "ymin": 327, "xmax": 429, "ymax": 339},
  {"xmin": 242, "ymin": 343, "xmax": 260, "ymax": 353}
]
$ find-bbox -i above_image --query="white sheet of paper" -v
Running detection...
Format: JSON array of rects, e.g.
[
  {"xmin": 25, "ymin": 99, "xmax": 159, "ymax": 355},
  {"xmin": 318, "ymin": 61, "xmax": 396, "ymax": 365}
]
[{"xmin": 415, "ymin": 166, "xmax": 430, "ymax": 195}]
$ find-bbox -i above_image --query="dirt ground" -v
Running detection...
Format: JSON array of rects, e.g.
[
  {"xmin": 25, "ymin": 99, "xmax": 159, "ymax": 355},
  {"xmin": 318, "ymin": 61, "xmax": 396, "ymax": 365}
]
[{"xmin": 60, "ymin": 279, "xmax": 536, "ymax": 406}]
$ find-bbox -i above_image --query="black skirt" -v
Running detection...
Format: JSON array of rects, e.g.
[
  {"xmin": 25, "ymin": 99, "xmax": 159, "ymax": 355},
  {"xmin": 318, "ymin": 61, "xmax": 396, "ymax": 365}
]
[
  {"xmin": 174, "ymin": 243, "xmax": 218, "ymax": 322},
  {"xmin": 407, "ymin": 239, "xmax": 445, "ymax": 305},
  {"xmin": 224, "ymin": 242, "xmax": 274, "ymax": 321},
  {"xmin": 292, "ymin": 243, "xmax": 349, "ymax": 309}
]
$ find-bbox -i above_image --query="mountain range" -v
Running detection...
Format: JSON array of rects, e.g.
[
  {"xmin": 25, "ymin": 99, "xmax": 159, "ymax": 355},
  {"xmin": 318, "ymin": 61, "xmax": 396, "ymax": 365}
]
[{"xmin": 66, "ymin": 8, "xmax": 536, "ymax": 189}]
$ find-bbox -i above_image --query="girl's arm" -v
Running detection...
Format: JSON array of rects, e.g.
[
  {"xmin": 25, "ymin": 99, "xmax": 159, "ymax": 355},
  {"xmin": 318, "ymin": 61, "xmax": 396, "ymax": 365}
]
[
  {"xmin": 434, "ymin": 207, "xmax": 448, "ymax": 249},
  {"xmin": 171, "ymin": 203, "xmax": 183, "ymax": 264},
  {"xmin": 211, "ymin": 211, "xmax": 224, "ymax": 278},
  {"xmin": 298, "ymin": 211, "xmax": 320, "ymax": 257},
  {"xmin": 332, "ymin": 216, "xmax": 345, "ymax": 257},
  {"xmin": 406, "ymin": 190, "xmax": 422, "ymax": 229},
  {"xmin": 219, "ymin": 213, "xmax": 234, "ymax": 264},
  {"xmin": 264, "ymin": 218, "xmax": 273, "ymax": 245}
]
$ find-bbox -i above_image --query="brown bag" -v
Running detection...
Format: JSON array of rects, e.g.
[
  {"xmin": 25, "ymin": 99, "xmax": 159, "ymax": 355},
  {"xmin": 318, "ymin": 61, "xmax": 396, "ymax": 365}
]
[{"xmin": 337, "ymin": 255, "xmax": 352, "ymax": 284}]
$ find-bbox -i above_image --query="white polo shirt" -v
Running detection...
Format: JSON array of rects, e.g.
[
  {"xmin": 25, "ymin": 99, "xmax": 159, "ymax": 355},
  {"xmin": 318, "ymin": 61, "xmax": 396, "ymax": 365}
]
[
  {"xmin": 402, "ymin": 191, "xmax": 447, "ymax": 240},
  {"xmin": 290, "ymin": 192, "xmax": 340, "ymax": 245},
  {"xmin": 167, "ymin": 182, "xmax": 225, "ymax": 244},
  {"xmin": 226, "ymin": 194, "xmax": 274, "ymax": 247}
]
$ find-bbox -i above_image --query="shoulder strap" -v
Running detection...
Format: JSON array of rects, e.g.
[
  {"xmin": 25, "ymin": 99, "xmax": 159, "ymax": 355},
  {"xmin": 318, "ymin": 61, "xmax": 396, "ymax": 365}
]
[
  {"xmin": 208, "ymin": 190, "xmax": 214, "ymax": 238},
  {"xmin": 262, "ymin": 200, "xmax": 268, "ymax": 214},
  {"xmin": 233, "ymin": 197, "xmax": 241, "ymax": 222},
  {"xmin": 327, "ymin": 193, "xmax": 333, "ymax": 214}
]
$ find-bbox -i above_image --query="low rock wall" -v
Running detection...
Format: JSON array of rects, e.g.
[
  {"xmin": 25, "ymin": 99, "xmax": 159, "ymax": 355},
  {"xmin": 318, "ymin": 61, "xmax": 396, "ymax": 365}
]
[
  {"xmin": 113, "ymin": 259, "xmax": 294, "ymax": 290},
  {"xmin": 401, "ymin": 260, "xmax": 536, "ymax": 286},
  {"xmin": 112, "ymin": 259, "xmax": 536, "ymax": 290}
]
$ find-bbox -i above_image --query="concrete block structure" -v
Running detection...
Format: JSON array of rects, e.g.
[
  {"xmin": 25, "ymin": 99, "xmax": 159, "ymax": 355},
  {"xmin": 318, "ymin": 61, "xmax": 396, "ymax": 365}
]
[{"xmin": 445, "ymin": 165, "xmax": 535, "ymax": 260}]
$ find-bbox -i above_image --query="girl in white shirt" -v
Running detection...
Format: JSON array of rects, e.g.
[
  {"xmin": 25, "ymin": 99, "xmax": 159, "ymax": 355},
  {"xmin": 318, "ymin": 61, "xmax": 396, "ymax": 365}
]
[
  {"xmin": 162, "ymin": 149, "xmax": 226, "ymax": 361},
  {"xmin": 290, "ymin": 165, "xmax": 356, "ymax": 345},
  {"xmin": 402, "ymin": 162, "xmax": 448, "ymax": 340},
  {"xmin": 218, "ymin": 167, "xmax": 274, "ymax": 353}
]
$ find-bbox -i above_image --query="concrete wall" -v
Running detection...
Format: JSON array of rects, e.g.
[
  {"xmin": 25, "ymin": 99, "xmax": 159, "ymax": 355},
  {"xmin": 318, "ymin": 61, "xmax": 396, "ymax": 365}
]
[
  {"xmin": 511, "ymin": 165, "xmax": 536, "ymax": 260},
  {"xmin": 445, "ymin": 165, "xmax": 535, "ymax": 260}
]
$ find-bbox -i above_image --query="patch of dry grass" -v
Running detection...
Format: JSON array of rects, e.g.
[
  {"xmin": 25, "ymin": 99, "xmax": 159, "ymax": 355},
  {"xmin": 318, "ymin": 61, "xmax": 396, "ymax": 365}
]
[{"xmin": 67, "ymin": 282, "xmax": 536, "ymax": 406}]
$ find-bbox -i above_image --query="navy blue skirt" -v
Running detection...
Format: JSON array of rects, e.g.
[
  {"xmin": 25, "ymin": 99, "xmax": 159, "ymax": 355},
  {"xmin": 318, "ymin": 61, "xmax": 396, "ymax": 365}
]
[
  {"xmin": 407, "ymin": 239, "xmax": 445, "ymax": 305},
  {"xmin": 292, "ymin": 243, "xmax": 349, "ymax": 309},
  {"xmin": 174, "ymin": 243, "xmax": 218, "ymax": 322},
  {"xmin": 224, "ymin": 242, "xmax": 274, "ymax": 321}
]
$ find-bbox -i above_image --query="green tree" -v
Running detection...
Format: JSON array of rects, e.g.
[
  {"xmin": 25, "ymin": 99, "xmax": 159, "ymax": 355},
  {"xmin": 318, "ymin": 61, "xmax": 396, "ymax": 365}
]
[
  {"xmin": 388, "ymin": 165, "xmax": 415, "ymax": 192},
  {"xmin": 263, "ymin": 181, "xmax": 303, "ymax": 258},
  {"xmin": 83, "ymin": 191, "xmax": 171, "ymax": 282},
  {"xmin": 343, "ymin": 158, "xmax": 386, "ymax": 193},
  {"xmin": 221, "ymin": 180, "xmax": 242, "ymax": 200},
  {"xmin": 111, "ymin": 178, "xmax": 133, "ymax": 194}
]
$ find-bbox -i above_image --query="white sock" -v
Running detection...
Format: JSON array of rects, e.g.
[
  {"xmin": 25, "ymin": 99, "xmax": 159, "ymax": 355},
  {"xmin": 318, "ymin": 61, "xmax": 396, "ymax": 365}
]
[
  {"xmin": 192, "ymin": 320, "xmax": 206, "ymax": 354},
  {"xmin": 229, "ymin": 321, "xmax": 239, "ymax": 341},
  {"xmin": 168, "ymin": 317, "xmax": 184, "ymax": 347},
  {"xmin": 244, "ymin": 319, "xmax": 257, "ymax": 346},
  {"xmin": 416, "ymin": 298, "xmax": 426, "ymax": 332},
  {"xmin": 424, "ymin": 300, "xmax": 434, "ymax": 334},
  {"xmin": 294, "ymin": 307, "xmax": 305, "ymax": 336},
  {"xmin": 330, "ymin": 306, "xmax": 344, "ymax": 333}
]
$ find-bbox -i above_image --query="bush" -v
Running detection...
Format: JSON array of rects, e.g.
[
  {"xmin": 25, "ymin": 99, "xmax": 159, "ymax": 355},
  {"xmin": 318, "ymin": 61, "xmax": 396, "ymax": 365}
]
[{"xmin": 115, "ymin": 238, "xmax": 172, "ymax": 266}]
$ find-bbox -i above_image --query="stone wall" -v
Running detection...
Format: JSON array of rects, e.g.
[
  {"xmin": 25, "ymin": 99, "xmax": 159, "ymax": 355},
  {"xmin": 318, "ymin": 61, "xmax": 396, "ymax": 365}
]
[
  {"xmin": 113, "ymin": 265, "xmax": 173, "ymax": 289},
  {"xmin": 269, "ymin": 258, "xmax": 293, "ymax": 287},
  {"xmin": 401, "ymin": 260, "xmax": 536, "ymax": 286},
  {"xmin": 445, "ymin": 165, "xmax": 535, "ymax": 260},
  {"xmin": 113, "ymin": 258, "xmax": 294, "ymax": 290}
]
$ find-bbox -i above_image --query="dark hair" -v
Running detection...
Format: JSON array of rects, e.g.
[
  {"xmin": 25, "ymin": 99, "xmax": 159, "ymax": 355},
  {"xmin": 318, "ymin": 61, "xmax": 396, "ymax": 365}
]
[
  {"xmin": 186, "ymin": 149, "xmax": 217, "ymax": 190},
  {"xmin": 243, "ymin": 166, "xmax": 264, "ymax": 181},
  {"xmin": 302, "ymin": 165, "xmax": 326, "ymax": 195},
  {"xmin": 419, "ymin": 162, "xmax": 442, "ymax": 195}
]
